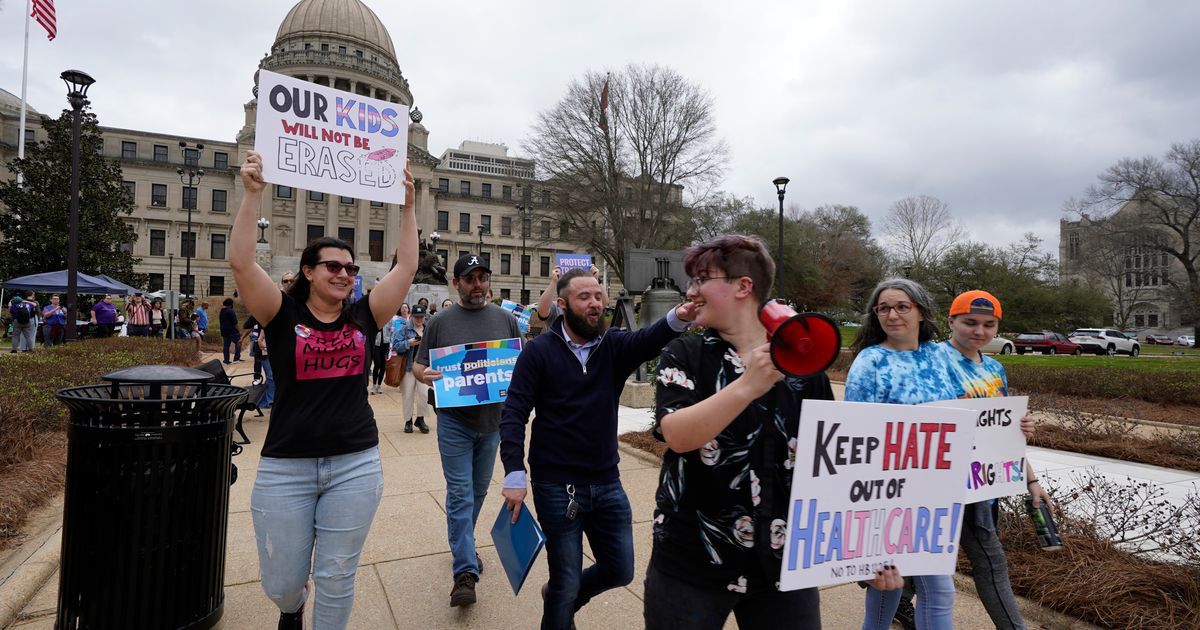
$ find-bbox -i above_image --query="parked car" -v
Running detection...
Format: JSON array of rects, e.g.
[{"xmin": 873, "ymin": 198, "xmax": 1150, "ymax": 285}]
[
  {"xmin": 1014, "ymin": 331, "xmax": 1081, "ymax": 355},
  {"xmin": 1068, "ymin": 328, "xmax": 1141, "ymax": 356},
  {"xmin": 982, "ymin": 336, "xmax": 1014, "ymax": 354},
  {"xmin": 1178, "ymin": 335, "xmax": 1196, "ymax": 347},
  {"xmin": 1144, "ymin": 333, "xmax": 1174, "ymax": 345}
]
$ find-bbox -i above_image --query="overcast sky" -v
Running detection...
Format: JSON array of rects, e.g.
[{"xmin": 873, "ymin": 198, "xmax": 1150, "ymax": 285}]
[{"xmin": 3, "ymin": 0, "xmax": 1199, "ymax": 253}]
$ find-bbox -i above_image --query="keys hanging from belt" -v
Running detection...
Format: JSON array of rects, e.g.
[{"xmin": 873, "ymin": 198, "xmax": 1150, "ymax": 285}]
[{"xmin": 565, "ymin": 484, "xmax": 579, "ymax": 521}]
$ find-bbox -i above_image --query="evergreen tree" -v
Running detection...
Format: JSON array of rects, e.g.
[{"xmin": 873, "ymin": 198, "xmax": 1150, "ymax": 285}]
[{"xmin": 0, "ymin": 106, "xmax": 142, "ymax": 285}]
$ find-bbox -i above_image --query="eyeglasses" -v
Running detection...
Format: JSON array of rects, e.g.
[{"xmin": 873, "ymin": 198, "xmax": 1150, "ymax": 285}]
[
  {"xmin": 458, "ymin": 273, "xmax": 490, "ymax": 285},
  {"xmin": 872, "ymin": 302, "xmax": 915, "ymax": 316},
  {"xmin": 281, "ymin": 278, "xmax": 294, "ymax": 285},
  {"xmin": 687, "ymin": 275, "xmax": 733, "ymax": 289},
  {"xmin": 313, "ymin": 261, "xmax": 360, "ymax": 276}
]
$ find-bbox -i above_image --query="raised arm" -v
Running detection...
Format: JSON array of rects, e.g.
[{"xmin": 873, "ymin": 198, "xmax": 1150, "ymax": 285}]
[
  {"xmin": 368, "ymin": 163, "xmax": 418, "ymax": 327},
  {"xmin": 535, "ymin": 266, "xmax": 561, "ymax": 320},
  {"xmin": 229, "ymin": 151, "xmax": 283, "ymax": 327}
]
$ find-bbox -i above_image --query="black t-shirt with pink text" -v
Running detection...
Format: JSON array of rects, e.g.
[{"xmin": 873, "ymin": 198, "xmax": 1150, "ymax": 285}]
[{"xmin": 262, "ymin": 292, "xmax": 379, "ymax": 458}]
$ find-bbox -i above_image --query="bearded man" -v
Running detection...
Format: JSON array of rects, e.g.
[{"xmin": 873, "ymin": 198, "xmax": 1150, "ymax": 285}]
[{"xmin": 499, "ymin": 268, "xmax": 696, "ymax": 630}]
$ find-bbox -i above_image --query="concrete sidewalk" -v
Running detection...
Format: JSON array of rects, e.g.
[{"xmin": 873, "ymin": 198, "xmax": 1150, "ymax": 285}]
[{"xmin": 4, "ymin": 384, "xmax": 1101, "ymax": 629}]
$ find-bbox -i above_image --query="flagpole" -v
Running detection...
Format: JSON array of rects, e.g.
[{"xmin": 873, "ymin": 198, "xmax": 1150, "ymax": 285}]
[{"xmin": 17, "ymin": 0, "xmax": 33, "ymax": 185}]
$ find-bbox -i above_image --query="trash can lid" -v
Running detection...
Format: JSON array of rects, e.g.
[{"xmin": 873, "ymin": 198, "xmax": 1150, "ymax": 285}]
[{"xmin": 103, "ymin": 365, "xmax": 216, "ymax": 385}]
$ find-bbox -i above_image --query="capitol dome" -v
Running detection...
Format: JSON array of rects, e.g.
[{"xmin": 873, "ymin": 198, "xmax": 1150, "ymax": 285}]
[{"xmin": 275, "ymin": 0, "xmax": 396, "ymax": 66}]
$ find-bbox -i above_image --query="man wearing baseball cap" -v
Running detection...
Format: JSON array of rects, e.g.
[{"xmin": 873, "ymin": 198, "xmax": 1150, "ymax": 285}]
[
  {"xmin": 942, "ymin": 290, "xmax": 1047, "ymax": 629},
  {"xmin": 413, "ymin": 253, "xmax": 522, "ymax": 607}
]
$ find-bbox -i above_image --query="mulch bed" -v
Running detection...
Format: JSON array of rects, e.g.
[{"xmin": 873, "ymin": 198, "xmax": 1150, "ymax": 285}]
[{"xmin": 1028, "ymin": 392, "xmax": 1200, "ymax": 429}]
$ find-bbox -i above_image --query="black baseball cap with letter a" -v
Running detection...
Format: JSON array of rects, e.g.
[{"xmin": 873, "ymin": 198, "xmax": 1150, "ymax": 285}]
[{"xmin": 453, "ymin": 253, "xmax": 491, "ymax": 278}]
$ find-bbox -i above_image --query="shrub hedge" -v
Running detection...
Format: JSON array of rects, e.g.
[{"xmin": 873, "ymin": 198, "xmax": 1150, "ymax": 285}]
[{"xmin": 1003, "ymin": 360, "xmax": 1200, "ymax": 406}]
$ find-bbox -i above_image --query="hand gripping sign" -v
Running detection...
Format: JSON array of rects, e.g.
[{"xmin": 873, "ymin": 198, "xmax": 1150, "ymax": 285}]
[
  {"xmin": 779, "ymin": 400, "xmax": 977, "ymax": 591},
  {"xmin": 255, "ymin": 69, "xmax": 409, "ymax": 205}
]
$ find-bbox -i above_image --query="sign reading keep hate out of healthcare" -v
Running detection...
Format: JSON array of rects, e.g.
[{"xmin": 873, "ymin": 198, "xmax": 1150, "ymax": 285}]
[
  {"xmin": 779, "ymin": 400, "xmax": 977, "ymax": 591},
  {"xmin": 255, "ymin": 69, "xmax": 409, "ymax": 205},
  {"xmin": 924, "ymin": 396, "xmax": 1030, "ymax": 503},
  {"xmin": 429, "ymin": 338, "xmax": 523, "ymax": 408}
]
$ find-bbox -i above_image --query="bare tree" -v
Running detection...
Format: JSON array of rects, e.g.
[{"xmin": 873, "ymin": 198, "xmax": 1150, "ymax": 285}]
[
  {"xmin": 880, "ymin": 194, "xmax": 966, "ymax": 271},
  {"xmin": 1074, "ymin": 221, "xmax": 1156, "ymax": 329},
  {"xmin": 1074, "ymin": 140, "xmax": 1200, "ymax": 343},
  {"xmin": 524, "ymin": 64, "xmax": 729, "ymax": 282},
  {"xmin": 690, "ymin": 192, "xmax": 756, "ymax": 243}
]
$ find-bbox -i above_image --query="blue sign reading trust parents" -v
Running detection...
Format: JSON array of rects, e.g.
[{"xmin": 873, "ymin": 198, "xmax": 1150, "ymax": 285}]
[{"xmin": 428, "ymin": 338, "xmax": 523, "ymax": 408}]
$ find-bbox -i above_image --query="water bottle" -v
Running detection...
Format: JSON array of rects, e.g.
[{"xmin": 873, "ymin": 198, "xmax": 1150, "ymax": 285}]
[{"xmin": 1025, "ymin": 497, "xmax": 1063, "ymax": 551}]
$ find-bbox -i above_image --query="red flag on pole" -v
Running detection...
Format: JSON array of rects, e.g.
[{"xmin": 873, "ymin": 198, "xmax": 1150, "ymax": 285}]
[
  {"xmin": 32, "ymin": 0, "xmax": 56, "ymax": 41},
  {"xmin": 598, "ymin": 78, "xmax": 609, "ymax": 132}
]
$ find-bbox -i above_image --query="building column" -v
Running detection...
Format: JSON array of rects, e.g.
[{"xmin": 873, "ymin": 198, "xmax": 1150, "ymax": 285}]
[
  {"xmin": 356, "ymin": 198, "xmax": 370, "ymax": 260},
  {"xmin": 294, "ymin": 193, "xmax": 307, "ymax": 253},
  {"xmin": 326, "ymin": 194, "xmax": 339, "ymax": 242}
]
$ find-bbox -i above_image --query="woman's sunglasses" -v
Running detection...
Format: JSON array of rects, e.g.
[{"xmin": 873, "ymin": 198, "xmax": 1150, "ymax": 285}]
[{"xmin": 312, "ymin": 260, "xmax": 361, "ymax": 276}]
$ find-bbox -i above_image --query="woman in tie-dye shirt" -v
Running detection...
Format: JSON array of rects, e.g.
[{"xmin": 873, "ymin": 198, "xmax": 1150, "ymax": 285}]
[{"xmin": 845, "ymin": 278, "xmax": 960, "ymax": 630}]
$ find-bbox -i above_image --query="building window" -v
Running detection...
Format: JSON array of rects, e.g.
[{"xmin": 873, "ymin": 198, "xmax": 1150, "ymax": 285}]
[
  {"xmin": 521, "ymin": 255, "xmax": 531, "ymax": 275},
  {"xmin": 481, "ymin": 252, "xmax": 491, "ymax": 269},
  {"xmin": 321, "ymin": 43, "xmax": 329, "ymax": 52},
  {"xmin": 308, "ymin": 190, "xmax": 325, "ymax": 202},
  {"xmin": 213, "ymin": 152, "xmax": 229, "ymax": 169},
  {"xmin": 560, "ymin": 220, "xmax": 570, "ymax": 239},
  {"xmin": 339, "ymin": 196, "xmax": 354, "ymax": 205},
  {"xmin": 121, "ymin": 141, "xmax": 137, "ymax": 159},
  {"xmin": 1149, "ymin": 313, "xmax": 1159, "ymax": 327},
  {"xmin": 481, "ymin": 215, "xmax": 492, "ymax": 234},
  {"xmin": 541, "ymin": 190, "xmax": 551, "ymax": 205},
  {"xmin": 180, "ymin": 232, "xmax": 197, "ymax": 258},
  {"xmin": 151, "ymin": 184, "xmax": 167, "ymax": 207},
  {"xmin": 540, "ymin": 220, "xmax": 551, "ymax": 239},
  {"xmin": 182, "ymin": 186, "xmax": 197, "ymax": 209},
  {"xmin": 481, "ymin": 183, "xmax": 492, "ymax": 199},
  {"xmin": 275, "ymin": 185, "xmax": 293, "ymax": 199},
  {"xmin": 122, "ymin": 181, "xmax": 136, "ymax": 203},
  {"xmin": 211, "ymin": 233, "xmax": 226, "ymax": 260},
  {"xmin": 24, "ymin": 129, "xmax": 35, "ymax": 144},
  {"xmin": 153, "ymin": 144, "xmax": 168, "ymax": 162},
  {"xmin": 540, "ymin": 256, "xmax": 551, "ymax": 276},
  {"xmin": 307, "ymin": 224, "xmax": 324, "ymax": 244},
  {"xmin": 1067, "ymin": 232, "xmax": 1079, "ymax": 260},
  {"xmin": 183, "ymin": 148, "xmax": 199, "ymax": 166},
  {"xmin": 522, "ymin": 218, "xmax": 532, "ymax": 238},
  {"xmin": 502, "ymin": 185, "xmax": 512, "ymax": 201},
  {"xmin": 436, "ymin": 249, "xmax": 449, "ymax": 266},
  {"xmin": 148, "ymin": 273, "xmax": 164, "ymax": 292},
  {"xmin": 212, "ymin": 189, "xmax": 227, "ymax": 212},
  {"xmin": 338, "ymin": 227, "xmax": 355, "ymax": 251},
  {"xmin": 370, "ymin": 200, "xmax": 384, "ymax": 207},
  {"xmin": 459, "ymin": 213, "xmax": 470, "ymax": 232},
  {"xmin": 500, "ymin": 288, "xmax": 511, "ymax": 301},
  {"xmin": 369, "ymin": 229, "xmax": 384, "ymax": 262},
  {"xmin": 521, "ymin": 289, "xmax": 531, "ymax": 305},
  {"xmin": 150, "ymin": 229, "xmax": 166, "ymax": 256},
  {"xmin": 355, "ymin": 49, "xmax": 363, "ymax": 58},
  {"xmin": 305, "ymin": 43, "xmax": 312, "ymax": 50},
  {"xmin": 501, "ymin": 253, "xmax": 511, "ymax": 275},
  {"xmin": 437, "ymin": 211, "xmax": 449, "ymax": 231},
  {"xmin": 460, "ymin": 180, "xmax": 471, "ymax": 196},
  {"xmin": 438, "ymin": 178, "xmax": 449, "ymax": 192},
  {"xmin": 338, "ymin": 45, "xmax": 347, "ymax": 55},
  {"xmin": 458, "ymin": 250, "xmax": 470, "ymax": 263},
  {"xmin": 209, "ymin": 276, "xmax": 225, "ymax": 296},
  {"xmin": 501, "ymin": 216, "xmax": 512, "ymax": 236},
  {"xmin": 180, "ymin": 275, "xmax": 195, "ymax": 296}
]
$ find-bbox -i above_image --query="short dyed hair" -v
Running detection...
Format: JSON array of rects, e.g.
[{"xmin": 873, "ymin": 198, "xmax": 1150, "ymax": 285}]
[
  {"xmin": 683, "ymin": 234, "xmax": 775, "ymax": 303},
  {"xmin": 556, "ymin": 268, "xmax": 591, "ymax": 298}
]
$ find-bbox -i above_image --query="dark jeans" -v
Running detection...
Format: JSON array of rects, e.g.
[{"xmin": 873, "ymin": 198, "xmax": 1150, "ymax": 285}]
[
  {"xmin": 126, "ymin": 324, "xmax": 150, "ymax": 337},
  {"xmin": 643, "ymin": 563, "xmax": 820, "ymax": 630},
  {"xmin": 223, "ymin": 332, "xmax": 241, "ymax": 362},
  {"xmin": 94, "ymin": 323, "xmax": 115, "ymax": 338},
  {"xmin": 963, "ymin": 501, "xmax": 1026, "ymax": 629},
  {"xmin": 532, "ymin": 479, "xmax": 635, "ymax": 630},
  {"xmin": 371, "ymin": 343, "xmax": 387, "ymax": 386}
]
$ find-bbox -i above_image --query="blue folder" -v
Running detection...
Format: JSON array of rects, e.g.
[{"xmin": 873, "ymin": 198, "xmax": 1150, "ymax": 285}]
[{"xmin": 490, "ymin": 501, "xmax": 546, "ymax": 595}]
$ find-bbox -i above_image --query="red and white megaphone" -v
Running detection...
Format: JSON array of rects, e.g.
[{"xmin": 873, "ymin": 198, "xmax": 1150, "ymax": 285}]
[{"xmin": 758, "ymin": 301, "xmax": 842, "ymax": 377}]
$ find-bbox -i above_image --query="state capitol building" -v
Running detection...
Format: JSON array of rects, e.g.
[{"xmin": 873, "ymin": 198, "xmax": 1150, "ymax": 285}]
[{"xmin": 0, "ymin": 0, "xmax": 590, "ymax": 304}]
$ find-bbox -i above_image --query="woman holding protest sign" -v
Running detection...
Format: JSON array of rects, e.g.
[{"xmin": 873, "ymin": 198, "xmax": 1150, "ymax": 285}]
[
  {"xmin": 230, "ymin": 149, "xmax": 417, "ymax": 629},
  {"xmin": 645, "ymin": 234, "xmax": 887, "ymax": 628},
  {"xmin": 940, "ymin": 290, "xmax": 1049, "ymax": 630},
  {"xmin": 845, "ymin": 278, "xmax": 962, "ymax": 630}
]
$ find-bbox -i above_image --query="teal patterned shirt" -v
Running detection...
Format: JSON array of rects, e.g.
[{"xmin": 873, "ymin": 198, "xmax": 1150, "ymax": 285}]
[{"xmin": 844, "ymin": 341, "xmax": 961, "ymax": 404}]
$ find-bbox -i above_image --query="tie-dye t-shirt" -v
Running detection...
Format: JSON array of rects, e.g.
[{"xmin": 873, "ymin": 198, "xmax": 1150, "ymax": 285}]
[
  {"xmin": 938, "ymin": 341, "xmax": 1008, "ymax": 399},
  {"xmin": 844, "ymin": 341, "xmax": 961, "ymax": 405}
]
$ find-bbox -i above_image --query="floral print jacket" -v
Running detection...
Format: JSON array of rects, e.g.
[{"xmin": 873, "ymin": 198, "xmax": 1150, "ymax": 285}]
[{"xmin": 651, "ymin": 329, "xmax": 834, "ymax": 593}]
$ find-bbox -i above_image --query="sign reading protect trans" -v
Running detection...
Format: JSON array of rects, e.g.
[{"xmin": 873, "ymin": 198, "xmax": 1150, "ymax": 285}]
[
  {"xmin": 254, "ymin": 69, "xmax": 409, "ymax": 205},
  {"xmin": 428, "ymin": 338, "xmax": 523, "ymax": 408}
]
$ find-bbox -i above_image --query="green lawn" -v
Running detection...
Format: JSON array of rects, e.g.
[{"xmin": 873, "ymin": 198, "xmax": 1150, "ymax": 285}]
[{"xmin": 996, "ymin": 353, "xmax": 1200, "ymax": 373}]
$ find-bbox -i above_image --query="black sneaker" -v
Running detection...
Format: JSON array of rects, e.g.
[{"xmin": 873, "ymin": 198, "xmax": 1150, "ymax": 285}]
[
  {"xmin": 278, "ymin": 604, "xmax": 303, "ymax": 630},
  {"xmin": 450, "ymin": 572, "xmax": 478, "ymax": 607},
  {"xmin": 415, "ymin": 416, "xmax": 430, "ymax": 434},
  {"xmin": 404, "ymin": 420, "xmax": 414, "ymax": 433}
]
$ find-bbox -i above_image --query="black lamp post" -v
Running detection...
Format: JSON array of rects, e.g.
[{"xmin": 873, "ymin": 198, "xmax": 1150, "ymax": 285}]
[
  {"xmin": 772, "ymin": 177, "xmax": 790, "ymax": 288},
  {"xmin": 515, "ymin": 186, "xmax": 532, "ymax": 298},
  {"xmin": 62, "ymin": 69, "xmax": 94, "ymax": 342},
  {"xmin": 257, "ymin": 217, "xmax": 270, "ymax": 244},
  {"xmin": 177, "ymin": 141, "xmax": 204, "ymax": 297}
]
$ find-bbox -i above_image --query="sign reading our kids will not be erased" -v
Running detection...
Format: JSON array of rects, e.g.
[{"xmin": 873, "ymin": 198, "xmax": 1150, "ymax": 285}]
[
  {"xmin": 255, "ymin": 69, "xmax": 409, "ymax": 205},
  {"xmin": 779, "ymin": 400, "xmax": 977, "ymax": 591},
  {"xmin": 429, "ymin": 338, "xmax": 523, "ymax": 408}
]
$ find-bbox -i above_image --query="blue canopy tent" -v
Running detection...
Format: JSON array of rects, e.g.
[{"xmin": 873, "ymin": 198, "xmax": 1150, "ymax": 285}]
[
  {"xmin": 93, "ymin": 274, "xmax": 140, "ymax": 296},
  {"xmin": 1, "ymin": 270, "xmax": 132, "ymax": 295}
]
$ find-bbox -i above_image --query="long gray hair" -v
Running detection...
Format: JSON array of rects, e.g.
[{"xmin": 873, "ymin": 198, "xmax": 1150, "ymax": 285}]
[{"xmin": 849, "ymin": 277, "xmax": 940, "ymax": 355}]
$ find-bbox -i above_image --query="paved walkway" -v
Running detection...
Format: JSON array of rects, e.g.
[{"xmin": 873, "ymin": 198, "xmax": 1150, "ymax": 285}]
[{"xmin": 7, "ymin": 379, "xmax": 1166, "ymax": 629}]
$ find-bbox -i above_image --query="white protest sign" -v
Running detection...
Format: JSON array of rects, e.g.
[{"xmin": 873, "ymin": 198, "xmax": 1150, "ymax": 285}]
[
  {"xmin": 255, "ymin": 69, "xmax": 409, "ymax": 204},
  {"xmin": 924, "ymin": 396, "xmax": 1029, "ymax": 503},
  {"xmin": 779, "ymin": 400, "xmax": 976, "ymax": 591}
]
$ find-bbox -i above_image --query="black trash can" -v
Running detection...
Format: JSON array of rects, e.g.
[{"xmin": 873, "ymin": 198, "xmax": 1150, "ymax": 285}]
[{"xmin": 54, "ymin": 365, "xmax": 246, "ymax": 630}]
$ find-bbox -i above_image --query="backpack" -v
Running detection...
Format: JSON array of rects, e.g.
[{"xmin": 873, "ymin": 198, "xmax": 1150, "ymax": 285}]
[{"xmin": 13, "ymin": 303, "xmax": 31, "ymax": 325}]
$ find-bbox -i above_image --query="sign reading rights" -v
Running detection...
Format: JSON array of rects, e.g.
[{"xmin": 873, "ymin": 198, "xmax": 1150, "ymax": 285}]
[
  {"xmin": 255, "ymin": 69, "xmax": 409, "ymax": 204},
  {"xmin": 555, "ymin": 254, "xmax": 591, "ymax": 272},
  {"xmin": 779, "ymin": 400, "xmax": 977, "ymax": 591},
  {"xmin": 429, "ymin": 338, "xmax": 523, "ymax": 408},
  {"xmin": 924, "ymin": 396, "xmax": 1029, "ymax": 503}
]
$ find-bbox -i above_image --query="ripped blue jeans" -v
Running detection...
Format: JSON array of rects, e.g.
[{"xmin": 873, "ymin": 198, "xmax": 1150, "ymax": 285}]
[{"xmin": 251, "ymin": 445, "xmax": 383, "ymax": 630}]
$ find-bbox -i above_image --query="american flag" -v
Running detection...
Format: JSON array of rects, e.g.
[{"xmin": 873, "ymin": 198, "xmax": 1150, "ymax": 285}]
[{"xmin": 32, "ymin": 0, "xmax": 56, "ymax": 41}]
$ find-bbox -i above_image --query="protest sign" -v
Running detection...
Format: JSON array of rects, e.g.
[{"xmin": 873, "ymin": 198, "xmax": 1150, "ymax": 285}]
[
  {"xmin": 429, "ymin": 338, "xmax": 523, "ymax": 408},
  {"xmin": 924, "ymin": 396, "xmax": 1029, "ymax": 503},
  {"xmin": 254, "ymin": 69, "xmax": 409, "ymax": 204},
  {"xmin": 779, "ymin": 399, "xmax": 977, "ymax": 591},
  {"xmin": 500, "ymin": 300, "xmax": 531, "ymax": 334},
  {"xmin": 555, "ymin": 254, "xmax": 591, "ymax": 273}
]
